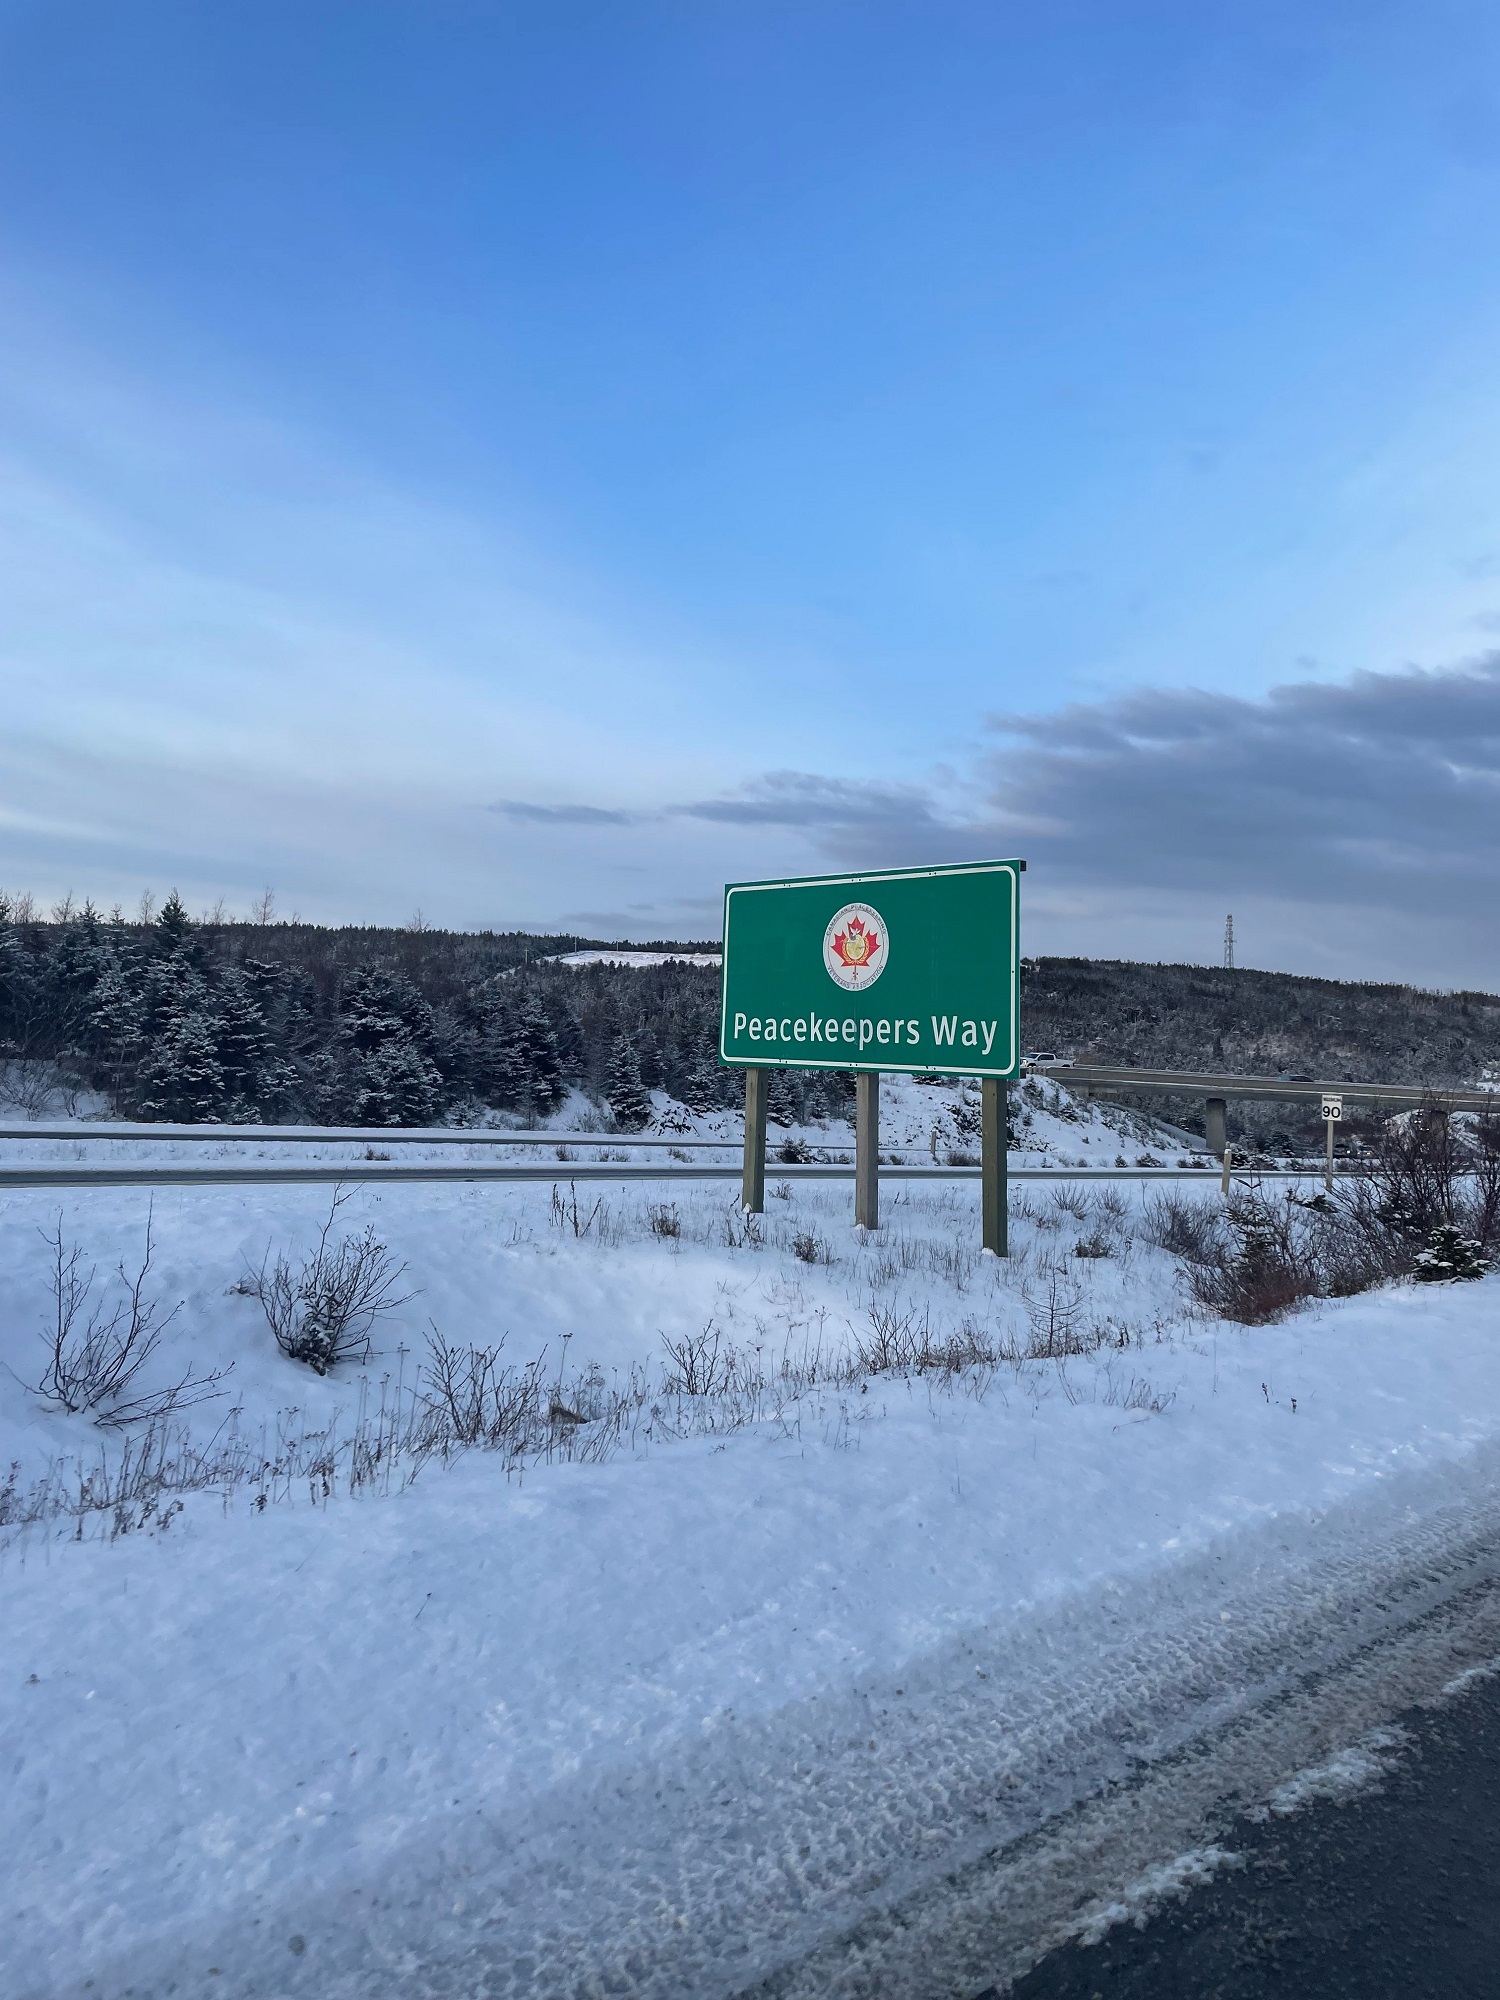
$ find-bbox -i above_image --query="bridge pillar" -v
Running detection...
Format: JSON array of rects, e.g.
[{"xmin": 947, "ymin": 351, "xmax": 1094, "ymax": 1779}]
[{"xmin": 1204, "ymin": 1096, "xmax": 1227, "ymax": 1160}]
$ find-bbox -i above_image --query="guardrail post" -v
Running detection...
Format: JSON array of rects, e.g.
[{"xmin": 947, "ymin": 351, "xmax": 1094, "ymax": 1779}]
[
  {"xmin": 855, "ymin": 1072, "xmax": 880, "ymax": 1229},
  {"xmin": 982, "ymin": 1077, "xmax": 1008, "ymax": 1255},
  {"xmin": 1205, "ymin": 1096, "xmax": 1227, "ymax": 1160},
  {"xmin": 742, "ymin": 1068, "xmax": 768, "ymax": 1212}
]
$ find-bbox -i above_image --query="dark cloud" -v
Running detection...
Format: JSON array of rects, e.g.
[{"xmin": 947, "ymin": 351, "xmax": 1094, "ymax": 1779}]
[
  {"xmin": 980, "ymin": 656, "xmax": 1500, "ymax": 920},
  {"xmin": 502, "ymin": 662, "xmax": 1500, "ymax": 979},
  {"xmin": 672, "ymin": 771, "xmax": 951, "ymax": 835},
  {"xmin": 491, "ymin": 800, "xmax": 641, "ymax": 825},
  {"xmin": 671, "ymin": 659, "xmax": 1500, "ymax": 981}
]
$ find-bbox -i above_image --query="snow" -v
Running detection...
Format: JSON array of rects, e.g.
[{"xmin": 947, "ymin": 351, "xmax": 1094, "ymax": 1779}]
[
  {"xmin": 551, "ymin": 948, "xmax": 723, "ymax": 968},
  {"xmin": 1071, "ymin": 1845, "xmax": 1245, "ymax": 1946},
  {"xmin": 3, "ymin": 1090, "xmax": 1498, "ymax": 1994},
  {"xmin": 1250, "ymin": 1726, "xmax": 1410, "ymax": 1820},
  {"xmin": 0, "ymin": 1070, "xmax": 1203, "ymax": 1164}
]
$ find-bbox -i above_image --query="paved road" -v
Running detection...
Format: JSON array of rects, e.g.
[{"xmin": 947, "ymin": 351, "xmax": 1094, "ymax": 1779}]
[{"xmin": 997, "ymin": 1665, "xmax": 1500, "ymax": 2000}]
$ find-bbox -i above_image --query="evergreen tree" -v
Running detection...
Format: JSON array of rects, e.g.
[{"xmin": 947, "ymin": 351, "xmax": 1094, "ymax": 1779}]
[
  {"xmin": 551, "ymin": 1001, "xmax": 586, "ymax": 1086},
  {"xmin": 605, "ymin": 1033, "xmax": 651, "ymax": 1131},
  {"xmin": 85, "ymin": 951, "xmax": 148, "ymax": 1107},
  {"xmin": 154, "ymin": 889, "xmax": 198, "ymax": 961},
  {"xmin": 516, "ymin": 997, "xmax": 566, "ymax": 1114},
  {"xmin": 339, "ymin": 966, "xmax": 435, "ymax": 1056},
  {"xmin": 685, "ymin": 1049, "xmax": 718, "ymax": 1116},
  {"xmin": 767, "ymin": 1068, "xmax": 799, "ymax": 1127},
  {"xmin": 637, "ymin": 1033, "xmax": 665, "ymax": 1091},
  {"xmin": 337, "ymin": 967, "xmax": 444, "ymax": 1125},
  {"xmin": 473, "ymin": 997, "xmax": 528, "ymax": 1110},
  {"xmin": 46, "ymin": 905, "xmax": 108, "ymax": 1041},
  {"xmin": 348, "ymin": 1037, "xmax": 442, "ymax": 1126},
  {"xmin": 0, "ymin": 901, "xmax": 41, "ymax": 1060},
  {"xmin": 138, "ymin": 969, "xmax": 226, "ymax": 1121},
  {"xmin": 215, "ymin": 968, "xmax": 282, "ymax": 1119}
]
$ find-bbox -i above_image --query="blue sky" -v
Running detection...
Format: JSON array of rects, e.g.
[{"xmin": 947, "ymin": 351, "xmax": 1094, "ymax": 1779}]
[{"xmin": 5, "ymin": 1, "xmax": 1500, "ymax": 979}]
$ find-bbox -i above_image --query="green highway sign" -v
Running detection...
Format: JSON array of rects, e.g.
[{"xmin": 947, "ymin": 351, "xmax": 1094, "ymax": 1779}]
[{"xmin": 719, "ymin": 860, "xmax": 1023, "ymax": 1079}]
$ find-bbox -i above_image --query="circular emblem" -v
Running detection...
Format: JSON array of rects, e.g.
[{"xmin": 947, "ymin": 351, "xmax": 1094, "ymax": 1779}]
[{"xmin": 823, "ymin": 902, "xmax": 887, "ymax": 990}]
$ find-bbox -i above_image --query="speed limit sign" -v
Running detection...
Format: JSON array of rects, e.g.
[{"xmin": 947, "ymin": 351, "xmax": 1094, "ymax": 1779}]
[{"xmin": 1321, "ymin": 1093, "xmax": 1344, "ymax": 1121}]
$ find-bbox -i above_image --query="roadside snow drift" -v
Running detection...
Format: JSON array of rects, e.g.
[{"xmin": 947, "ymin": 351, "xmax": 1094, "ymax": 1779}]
[{"xmin": 4, "ymin": 1128, "xmax": 1500, "ymax": 1996}]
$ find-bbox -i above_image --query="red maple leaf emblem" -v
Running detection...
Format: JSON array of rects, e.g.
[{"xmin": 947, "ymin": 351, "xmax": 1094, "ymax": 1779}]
[{"xmin": 832, "ymin": 916, "xmax": 881, "ymax": 971}]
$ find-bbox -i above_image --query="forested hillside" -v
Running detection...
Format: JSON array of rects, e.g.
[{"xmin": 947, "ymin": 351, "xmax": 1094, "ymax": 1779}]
[
  {"xmin": 1022, "ymin": 958, "xmax": 1500, "ymax": 1084},
  {"xmin": 1022, "ymin": 957, "xmax": 1500, "ymax": 1150},
  {"xmin": 1, "ymin": 894, "xmax": 1495, "ymax": 1134}
]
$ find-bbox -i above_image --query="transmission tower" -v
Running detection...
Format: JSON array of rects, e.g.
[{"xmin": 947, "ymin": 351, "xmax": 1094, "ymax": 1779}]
[{"xmin": 1223, "ymin": 914, "xmax": 1235, "ymax": 970}]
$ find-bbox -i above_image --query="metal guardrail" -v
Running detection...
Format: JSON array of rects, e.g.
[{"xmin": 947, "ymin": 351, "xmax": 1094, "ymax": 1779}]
[
  {"xmin": 0, "ymin": 1121, "xmax": 936, "ymax": 1156},
  {"xmin": 0, "ymin": 1121, "xmax": 748, "ymax": 1149},
  {"xmin": 0, "ymin": 1160, "xmax": 1339, "ymax": 1191}
]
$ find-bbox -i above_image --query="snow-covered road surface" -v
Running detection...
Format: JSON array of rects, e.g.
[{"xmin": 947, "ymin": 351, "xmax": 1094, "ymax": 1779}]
[{"xmin": 15, "ymin": 1442, "xmax": 1500, "ymax": 2000}]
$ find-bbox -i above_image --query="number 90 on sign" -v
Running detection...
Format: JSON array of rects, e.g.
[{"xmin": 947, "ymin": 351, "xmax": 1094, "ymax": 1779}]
[{"xmin": 1321, "ymin": 1094, "xmax": 1344, "ymax": 1121}]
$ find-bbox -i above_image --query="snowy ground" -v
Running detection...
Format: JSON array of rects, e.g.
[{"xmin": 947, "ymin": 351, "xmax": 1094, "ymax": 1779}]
[
  {"xmin": 0, "ymin": 1071, "xmax": 1209, "ymax": 1171},
  {"xmin": 4, "ymin": 1088, "xmax": 1497, "ymax": 1995},
  {"xmin": 551, "ymin": 949, "xmax": 722, "ymax": 968}
]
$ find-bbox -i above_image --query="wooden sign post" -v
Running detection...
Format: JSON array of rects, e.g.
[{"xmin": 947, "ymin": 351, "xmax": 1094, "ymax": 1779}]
[{"xmin": 741, "ymin": 1067, "xmax": 768, "ymax": 1212}]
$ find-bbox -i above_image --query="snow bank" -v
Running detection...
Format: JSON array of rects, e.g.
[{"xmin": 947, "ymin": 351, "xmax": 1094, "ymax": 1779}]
[{"xmin": 4, "ymin": 1163, "xmax": 1500, "ymax": 1995}]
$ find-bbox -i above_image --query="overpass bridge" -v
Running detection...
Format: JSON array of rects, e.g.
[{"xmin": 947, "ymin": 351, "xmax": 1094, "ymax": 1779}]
[{"xmin": 1035, "ymin": 1063, "xmax": 1498, "ymax": 1158}]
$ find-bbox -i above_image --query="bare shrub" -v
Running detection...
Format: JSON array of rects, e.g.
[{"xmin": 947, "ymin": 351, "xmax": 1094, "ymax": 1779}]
[
  {"xmin": 854, "ymin": 1300, "xmax": 994, "ymax": 1376},
  {"xmin": 723, "ymin": 1205, "xmax": 764, "ymax": 1249},
  {"xmin": 33, "ymin": 1207, "xmax": 228, "ymax": 1426},
  {"xmin": 253, "ymin": 1191, "xmax": 411, "ymax": 1374},
  {"xmin": 1099, "ymin": 1368, "xmax": 1175, "ymax": 1415},
  {"xmin": 646, "ymin": 1202, "xmax": 681, "ymax": 1240},
  {"xmin": 661, "ymin": 1322, "xmax": 735, "ymax": 1396},
  {"xmin": 1184, "ymin": 1194, "xmax": 1321, "ymax": 1324},
  {"xmin": 548, "ymin": 1181, "xmax": 612, "ymax": 1239},
  {"xmin": 1342, "ymin": 1103, "xmax": 1500, "ymax": 1265},
  {"xmin": 1180, "ymin": 1186, "xmax": 1407, "ymax": 1324},
  {"xmin": 792, "ymin": 1229, "xmax": 829, "ymax": 1264},
  {"xmin": 1073, "ymin": 1232, "xmax": 1113, "ymax": 1259},
  {"xmin": 1141, "ymin": 1191, "xmax": 1224, "ymax": 1264},
  {"xmin": 1021, "ymin": 1271, "xmax": 1089, "ymax": 1356},
  {"xmin": 857, "ymin": 1298, "xmax": 930, "ymax": 1373},
  {"xmin": 418, "ymin": 1328, "xmax": 550, "ymax": 1447}
]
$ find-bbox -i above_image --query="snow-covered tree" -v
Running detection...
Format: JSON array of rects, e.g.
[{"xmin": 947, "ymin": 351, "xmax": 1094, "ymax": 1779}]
[
  {"xmin": 348, "ymin": 1036, "xmax": 442, "ymax": 1127},
  {"xmin": 337, "ymin": 967, "xmax": 444, "ymax": 1126},
  {"xmin": 685, "ymin": 1049, "xmax": 719, "ymax": 1116},
  {"xmin": 137, "ymin": 971, "xmax": 226, "ymax": 1122},
  {"xmin": 767, "ymin": 1068, "xmax": 798, "ymax": 1128},
  {"xmin": 605, "ymin": 1034, "xmax": 651, "ymax": 1131},
  {"xmin": 515, "ymin": 997, "xmax": 566, "ymax": 1114}
]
